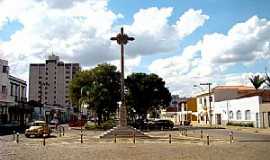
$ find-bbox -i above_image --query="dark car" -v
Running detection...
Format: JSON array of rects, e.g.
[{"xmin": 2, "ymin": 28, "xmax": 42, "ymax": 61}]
[
  {"xmin": 153, "ymin": 120, "xmax": 174, "ymax": 130},
  {"xmin": 133, "ymin": 119, "xmax": 155, "ymax": 130}
]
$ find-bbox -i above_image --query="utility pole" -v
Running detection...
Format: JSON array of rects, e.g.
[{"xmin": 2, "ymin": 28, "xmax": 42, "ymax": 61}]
[{"xmin": 200, "ymin": 83, "xmax": 212, "ymax": 126}]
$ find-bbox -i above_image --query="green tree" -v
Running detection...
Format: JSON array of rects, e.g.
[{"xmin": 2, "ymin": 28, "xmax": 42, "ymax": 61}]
[
  {"xmin": 125, "ymin": 73, "xmax": 171, "ymax": 120},
  {"xmin": 249, "ymin": 75, "xmax": 265, "ymax": 90},
  {"xmin": 69, "ymin": 64, "xmax": 121, "ymax": 125}
]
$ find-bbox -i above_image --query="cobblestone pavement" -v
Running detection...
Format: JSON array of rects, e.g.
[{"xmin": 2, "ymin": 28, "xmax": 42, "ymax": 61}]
[{"xmin": 1, "ymin": 127, "xmax": 270, "ymax": 160}]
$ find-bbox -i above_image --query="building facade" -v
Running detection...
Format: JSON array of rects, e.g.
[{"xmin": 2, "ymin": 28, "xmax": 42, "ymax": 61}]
[
  {"xmin": 195, "ymin": 85, "xmax": 257, "ymax": 126},
  {"xmin": 214, "ymin": 94, "xmax": 270, "ymax": 128},
  {"xmin": 0, "ymin": 59, "xmax": 28, "ymax": 125},
  {"xmin": 160, "ymin": 97, "xmax": 198, "ymax": 126},
  {"xmin": 29, "ymin": 54, "xmax": 80, "ymax": 107}
]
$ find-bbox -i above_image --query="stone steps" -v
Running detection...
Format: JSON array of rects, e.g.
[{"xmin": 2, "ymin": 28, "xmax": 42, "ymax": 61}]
[{"xmin": 100, "ymin": 126, "xmax": 149, "ymax": 138}]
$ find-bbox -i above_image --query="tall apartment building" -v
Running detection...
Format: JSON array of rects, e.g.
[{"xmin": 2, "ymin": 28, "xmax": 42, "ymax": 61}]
[
  {"xmin": 29, "ymin": 55, "xmax": 80, "ymax": 107},
  {"xmin": 0, "ymin": 59, "xmax": 27, "ymax": 124}
]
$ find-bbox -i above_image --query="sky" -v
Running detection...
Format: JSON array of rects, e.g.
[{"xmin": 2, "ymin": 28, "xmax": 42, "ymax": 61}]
[{"xmin": 0, "ymin": 0, "xmax": 270, "ymax": 96}]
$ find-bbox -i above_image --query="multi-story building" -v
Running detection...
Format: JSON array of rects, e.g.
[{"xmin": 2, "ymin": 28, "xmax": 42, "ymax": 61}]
[
  {"xmin": 29, "ymin": 54, "xmax": 80, "ymax": 108},
  {"xmin": 0, "ymin": 59, "xmax": 28, "ymax": 125}
]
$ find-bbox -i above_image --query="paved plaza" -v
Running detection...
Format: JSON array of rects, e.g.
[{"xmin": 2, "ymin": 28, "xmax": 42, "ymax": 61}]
[{"xmin": 1, "ymin": 127, "xmax": 270, "ymax": 160}]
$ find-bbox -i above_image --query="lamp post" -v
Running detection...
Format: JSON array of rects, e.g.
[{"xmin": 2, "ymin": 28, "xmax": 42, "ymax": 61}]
[{"xmin": 199, "ymin": 83, "xmax": 212, "ymax": 126}]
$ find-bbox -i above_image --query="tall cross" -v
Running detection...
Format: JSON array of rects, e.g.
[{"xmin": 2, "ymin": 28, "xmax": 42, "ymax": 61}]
[
  {"xmin": 111, "ymin": 27, "xmax": 134, "ymax": 127},
  {"xmin": 110, "ymin": 27, "xmax": 134, "ymax": 104}
]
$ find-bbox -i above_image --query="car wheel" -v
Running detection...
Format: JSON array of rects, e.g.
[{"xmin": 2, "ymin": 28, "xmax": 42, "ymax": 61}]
[{"xmin": 25, "ymin": 134, "xmax": 30, "ymax": 138}]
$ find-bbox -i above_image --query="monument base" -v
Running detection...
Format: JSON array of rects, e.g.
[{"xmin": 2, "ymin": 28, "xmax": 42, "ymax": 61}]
[{"xmin": 100, "ymin": 126, "xmax": 149, "ymax": 138}]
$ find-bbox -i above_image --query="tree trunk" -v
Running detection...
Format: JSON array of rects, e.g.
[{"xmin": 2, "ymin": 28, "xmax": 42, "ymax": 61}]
[{"xmin": 97, "ymin": 112, "xmax": 102, "ymax": 126}]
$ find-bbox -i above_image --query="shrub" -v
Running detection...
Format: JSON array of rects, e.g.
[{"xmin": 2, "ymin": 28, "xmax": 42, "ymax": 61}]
[
  {"xmin": 226, "ymin": 122, "xmax": 254, "ymax": 127},
  {"xmin": 85, "ymin": 119, "xmax": 116, "ymax": 130}
]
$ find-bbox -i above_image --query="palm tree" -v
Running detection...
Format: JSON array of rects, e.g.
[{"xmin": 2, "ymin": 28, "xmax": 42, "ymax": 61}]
[
  {"xmin": 249, "ymin": 75, "xmax": 265, "ymax": 90},
  {"xmin": 265, "ymin": 72, "xmax": 270, "ymax": 88}
]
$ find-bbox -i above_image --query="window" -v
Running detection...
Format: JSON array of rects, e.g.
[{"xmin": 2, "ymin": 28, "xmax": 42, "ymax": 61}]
[
  {"xmin": 3, "ymin": 66, "xmax": 9, "ymax": 73},
  {"xmin": 204, "ymin": 98, "xmax": 207, "ymax": 106},
  {"xmin": 245, "ymin": 110, "xmax": 251, "ymax": 120},
  {"xmin": 199, "ymin": 98, "xmax": 202, "ymax": 104},
  {"xmin": 10, "ymin": 84, "xmax": 13, "ymax": 96},
  {"xmin": 236, "ymin": 110, "xmax": 241, "ymax": 120},
  {"xmin": 229, "ymin": 111, "xmax": 233, "ymax": 120},
  {"xmin": 2, "ymin": 85, "xmax": 7, "ymax": 94}
]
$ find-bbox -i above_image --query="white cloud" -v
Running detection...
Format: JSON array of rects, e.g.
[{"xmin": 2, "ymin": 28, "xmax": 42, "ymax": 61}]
[
  {"xmin": 125, "ymin": 7, "xmax": 209, "ymax": 57},
  {"xmin": 109, "ymin": 56, "xmax": 142, "ymax": 76},
  {"xmin": 175, "ymin": 9, "xmax": 209, "ymax": 39},
  {"xmin": 149, "ymin": 16, "xmax": 270, "ymax": 96},
  {"xmin": 201, "ymin": 16, "xmax": 270, "ymax": 64},
  {"xmin": 0, "ymin": 0, "xmax": 210, "ymax": 97}
]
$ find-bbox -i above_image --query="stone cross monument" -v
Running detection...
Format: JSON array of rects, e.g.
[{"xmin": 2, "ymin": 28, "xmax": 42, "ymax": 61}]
[{"xmin": 111, "ymin": 27, "xmax": 134, "ymax": 127}]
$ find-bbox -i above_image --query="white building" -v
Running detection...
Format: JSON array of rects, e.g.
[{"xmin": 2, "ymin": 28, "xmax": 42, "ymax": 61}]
[
  {"xmin": 195, "ymin": 85, "xmax": 258, "ymax": 126},
  {"xmin": 0, "ymin": 59, "xmax": 28, "ymax": 125},
  {"xmin": 196, "ymin": 91, "xmax": 214, "ymax": 125},
  {"xmin": 214, "ymin": 92, "xmax": 270, "ymax": 128}
]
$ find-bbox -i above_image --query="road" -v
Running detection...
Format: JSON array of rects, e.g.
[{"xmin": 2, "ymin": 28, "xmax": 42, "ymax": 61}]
[{"xmin": 1, "ymin": 126, "xmax": 270, "ymax": 160}]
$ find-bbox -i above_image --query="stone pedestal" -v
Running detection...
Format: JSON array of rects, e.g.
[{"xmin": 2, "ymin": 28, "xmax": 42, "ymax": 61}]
[{"xmin": 119, "ymin": 104, "xmax": 127, "ymax": 127}]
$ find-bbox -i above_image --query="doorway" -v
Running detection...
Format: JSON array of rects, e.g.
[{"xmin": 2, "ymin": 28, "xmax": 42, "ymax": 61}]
[{"xmin": 216, "ymin": 114, "xmax": 221, "ymax": 125}]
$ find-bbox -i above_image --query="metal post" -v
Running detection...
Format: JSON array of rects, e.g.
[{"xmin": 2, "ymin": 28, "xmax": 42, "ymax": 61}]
[
  {"xmin": 207, "ymin": 135, "xmax": 210, "ymax": 145},
  {"xmin": 169, "ymin": 134, "xmax": 172, "ymax": 144},
  {"xmin": 201, "ymin": 130, "xmax": 203, "ymax": 139},
  {"xmin": 62, "ymin": 127, "xmax": 65, "ymax": 136},
  {"xmin": 81, "ymin": 130, "xmax": 83, "ymax": 143},
  {"xmin": 185, "ymin": 129, "xmax": 188, "ymax": 136},
  {"xmin": 229, "ymin": 131, "xmax": 234, "ymax": 144},
  {"xmin": 13, "ymin": 130, "xmax": 16, "ymax": 141},
  {"xmin": 133, "ymin": 132, "xmax": 136, "ymax": 144},
  {"xmin": 59, "ymin": 127, "xmax": 62, "ymax": 137},
  {"xmin": 114, "ymin": 133, "xmax": 117, "ymax": 143},
  {"xmin": 43, "ymin": 134, "xmax": 46, "ymax": 146},
  {"xmin": 16, "ymin": 132, "xmax": 19, "ymax": 143}
]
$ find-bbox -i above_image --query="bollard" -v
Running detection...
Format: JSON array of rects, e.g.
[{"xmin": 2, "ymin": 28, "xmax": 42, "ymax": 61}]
[
  {"xmin": 207, "ymin": 135, "xmax": 210, "ymax": 145},
  {"xmin": 231, "ymin": 131, "xmax": 234, "ymax": 142},
  {"xmin": 161, "ymin": 126, "xmax": 164, "ymax": 131},
  {"xmin": 13, "ymin": 131, "xmax": 16, "ymax": 141},
  {"xmin": 62, "ymin": 127, "xmax": 65, "ymax": 136},
  {"xmin": 43, "ymin": 134, "xmax": 46, "ymax": 146},
  {"xmin": 229, "ymin": 131, "xmax": 234, "ymax": 144},
  {"xmin": 169, "ymin": 134, "xmax": 172, "ymax": 144},
  {"xmin": 59, "ymin": 128, "xmax": 62, "ymax": 137},
  {"xmin": 133, "ymin": 132, "xmax": 136, "ymax": 144},
  {"xmin": 200, "ymin": 130, "xmax": 203, "ymax": 139},
  {"xmin": 81, "ymin": 131, "xmax": 83, "ymax": 144},
  {"xmin": 114, "ymin": 134, "xmax": 117, "ymax": 143},
  {"xmin": 16, "ymin": 132, "xmax": 19, "ymax": 144},
  {"xmin": 185, "ymin": 129, "xmax": 188, "ymax": 136}
]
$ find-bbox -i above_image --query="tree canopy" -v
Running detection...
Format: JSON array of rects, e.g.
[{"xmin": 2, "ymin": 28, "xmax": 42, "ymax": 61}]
[
  {"xmin": 249, "ymin": 75, "xmax": 265, "ymax": 90},
  {"xmin": 69, "ymin": 63, "xmax": 121, "ymax": 125},
  {"xmin": 125, "ymin": 73, "xmax": 171, "ymax": 120}
]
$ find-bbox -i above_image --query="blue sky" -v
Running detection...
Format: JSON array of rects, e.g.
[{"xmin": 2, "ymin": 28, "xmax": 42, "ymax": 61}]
[{"xmin": 0, "ymin": 0, "xmax": 270, "ymax": 96}]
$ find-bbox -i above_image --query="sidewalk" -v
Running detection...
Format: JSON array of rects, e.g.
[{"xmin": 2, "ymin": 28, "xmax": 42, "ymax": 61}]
[{"xmin": 225, "ymin": 126, "xmax": 270, "ymax": 135}]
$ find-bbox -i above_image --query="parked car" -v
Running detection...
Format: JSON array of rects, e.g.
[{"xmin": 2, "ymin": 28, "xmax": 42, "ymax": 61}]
[
  {"xmin": 25, "ymin": 121, "xmax": 51, "ymax": 138},
  {"xmin": 133, "ymin": 119, "xmax": 154, "ymax": 130},
  {"xmin": 153, "ymin": 120, "xmax": 174, "ymax": 130}
]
